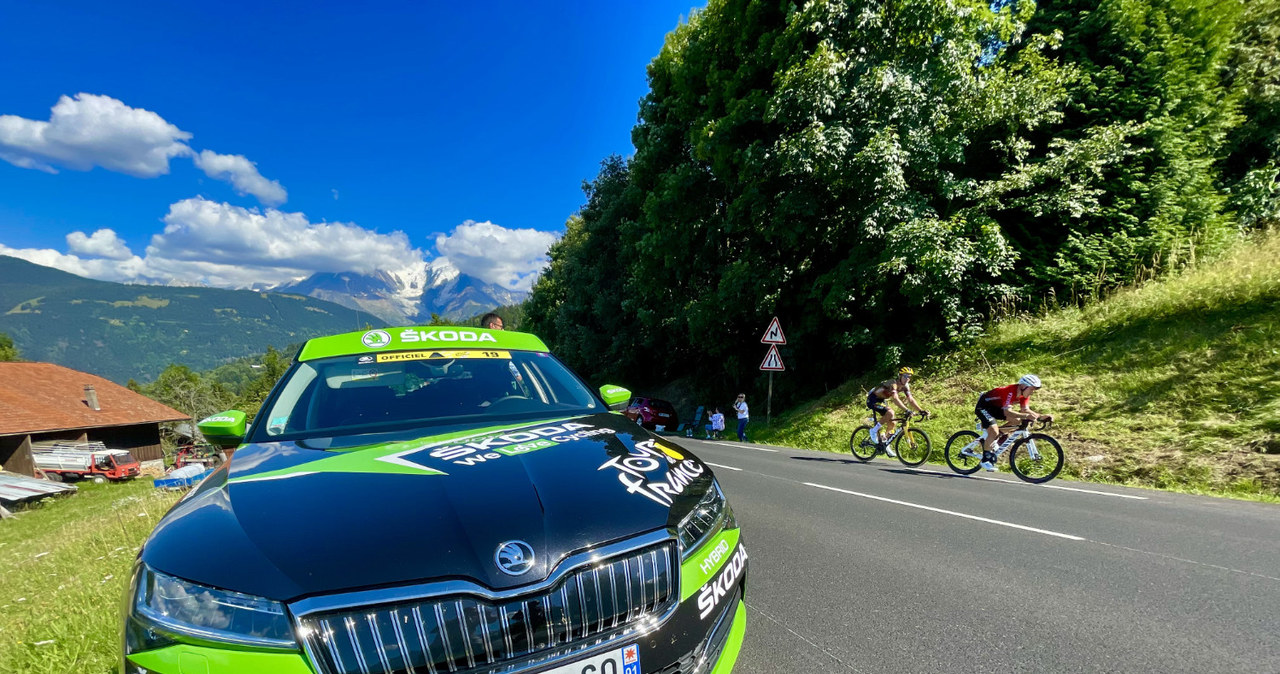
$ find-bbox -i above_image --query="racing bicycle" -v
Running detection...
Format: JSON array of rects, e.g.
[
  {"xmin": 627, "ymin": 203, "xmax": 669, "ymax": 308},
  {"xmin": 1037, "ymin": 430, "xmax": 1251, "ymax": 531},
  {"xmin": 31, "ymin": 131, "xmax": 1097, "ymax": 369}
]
[
  {"xmin": 943, "ymin": 418, "xmax": 1064, "ymax": 483},
  {"xmin": 849, "ymin": 410, "xmax": 932, "ymax": 467}
]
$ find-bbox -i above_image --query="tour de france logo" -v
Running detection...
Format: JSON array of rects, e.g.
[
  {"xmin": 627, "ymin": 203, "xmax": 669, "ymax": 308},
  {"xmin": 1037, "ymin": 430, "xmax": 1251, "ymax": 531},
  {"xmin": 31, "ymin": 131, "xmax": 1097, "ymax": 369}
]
[{"xmin": 361, "ymin": 329, "xmax": 392, "ymax": 349}]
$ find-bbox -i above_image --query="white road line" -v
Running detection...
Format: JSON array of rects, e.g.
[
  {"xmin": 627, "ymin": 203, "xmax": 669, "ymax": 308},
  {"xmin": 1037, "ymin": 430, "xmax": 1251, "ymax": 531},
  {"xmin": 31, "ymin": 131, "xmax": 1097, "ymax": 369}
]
[
  {"xmin": 705, "ymin": 441, "xmax": 778, "ymax": 452},
  {"xmin": 1040, "ymin": 483, "xmax": 1148, "ymax": 499},
  {"xmin": 705, "ymin": 462, "xmax": 742, "ymax": 472},
  {"xmin": 803, "ymin": 482, "xmax": 1085, "ymax": 541},
  {"xmin": 903, "ymin": 466, "xmax": 1148, "ymax": 500}
]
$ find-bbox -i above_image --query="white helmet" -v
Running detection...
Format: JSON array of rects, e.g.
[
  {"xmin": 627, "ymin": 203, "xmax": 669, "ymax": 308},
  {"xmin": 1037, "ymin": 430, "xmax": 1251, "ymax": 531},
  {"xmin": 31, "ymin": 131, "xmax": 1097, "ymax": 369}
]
[{"xmin": 1018, "ymin": 374, "xmax": 1042, "ymax": 388}]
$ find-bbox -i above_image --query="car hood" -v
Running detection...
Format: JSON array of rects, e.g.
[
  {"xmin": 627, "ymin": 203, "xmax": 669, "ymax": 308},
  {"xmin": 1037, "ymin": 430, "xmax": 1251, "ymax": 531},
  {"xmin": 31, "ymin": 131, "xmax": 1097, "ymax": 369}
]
[{"xmin": 141, "ymin": 412, "xmax": 712, "ymax": 602}]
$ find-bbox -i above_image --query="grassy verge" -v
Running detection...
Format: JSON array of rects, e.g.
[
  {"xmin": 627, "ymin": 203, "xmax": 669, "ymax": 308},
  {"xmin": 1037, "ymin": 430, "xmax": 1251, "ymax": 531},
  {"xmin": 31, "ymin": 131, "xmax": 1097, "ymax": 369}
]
[
  {"xmin": 0, "ymin": 480, "xmax": 182, "ymax": 674},
  {"xmin": 755, "ymin": 231, "xmax": 1280, "ymax": 501}
]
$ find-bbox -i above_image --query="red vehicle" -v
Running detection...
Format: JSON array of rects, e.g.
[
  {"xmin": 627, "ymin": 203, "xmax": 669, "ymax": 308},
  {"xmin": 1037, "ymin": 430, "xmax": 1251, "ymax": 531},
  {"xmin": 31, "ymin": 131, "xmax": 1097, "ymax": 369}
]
[
  {"xmin": 173, "ymin": 443, "xmax": 227, "ymax": 470},
  {"xmin": 623, "ymin": 396, "xmax": 679, "ymax": 431},
  {"xmin": 32, "ymin": 447, "xmax": 141, "ymax": 482}
]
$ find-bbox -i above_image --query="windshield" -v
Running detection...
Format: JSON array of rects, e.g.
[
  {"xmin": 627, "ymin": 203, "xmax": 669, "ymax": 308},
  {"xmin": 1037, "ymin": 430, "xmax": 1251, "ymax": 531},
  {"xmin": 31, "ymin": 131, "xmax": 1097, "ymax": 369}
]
[{"xmin": 250, "ymin": 349, "xmax": 602, "ymax": 445}]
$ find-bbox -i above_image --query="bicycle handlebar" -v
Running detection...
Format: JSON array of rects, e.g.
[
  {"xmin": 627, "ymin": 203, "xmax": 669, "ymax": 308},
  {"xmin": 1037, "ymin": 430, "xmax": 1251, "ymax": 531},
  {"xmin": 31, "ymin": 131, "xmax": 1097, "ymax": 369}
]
[{"xmin": 1015, "ymin": 418, "xmax": 1054, "ymax": 431}]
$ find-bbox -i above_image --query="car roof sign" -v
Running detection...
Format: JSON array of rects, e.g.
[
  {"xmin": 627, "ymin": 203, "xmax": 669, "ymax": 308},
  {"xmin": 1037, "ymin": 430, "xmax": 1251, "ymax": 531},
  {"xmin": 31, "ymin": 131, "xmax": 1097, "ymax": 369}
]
[{"xmin": 298, "ymin": 327, "xmax": 550, "ymax": 361}]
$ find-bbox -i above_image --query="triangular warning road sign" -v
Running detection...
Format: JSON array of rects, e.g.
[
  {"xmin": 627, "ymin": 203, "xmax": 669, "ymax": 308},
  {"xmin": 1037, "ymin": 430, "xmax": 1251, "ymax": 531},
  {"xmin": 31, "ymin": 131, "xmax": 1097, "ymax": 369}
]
[
  {"xmin": 759, "ymin": 344, "xmax": 785, "ymax": 371},
  {"xmin": 761, "ymin": 316, "xmax": 787, "ymax": 344}
]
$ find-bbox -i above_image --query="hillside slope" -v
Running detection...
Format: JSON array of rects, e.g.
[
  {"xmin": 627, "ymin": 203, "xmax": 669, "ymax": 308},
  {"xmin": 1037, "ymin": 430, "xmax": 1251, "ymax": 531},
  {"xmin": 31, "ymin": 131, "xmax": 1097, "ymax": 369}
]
[
  {"xmin": 0, "ymin": 256, "xmax": 384, "ymax": 383},
  {"xmin": 754, "ymin": 233, "xmax": 1280, "ymax": 499}
]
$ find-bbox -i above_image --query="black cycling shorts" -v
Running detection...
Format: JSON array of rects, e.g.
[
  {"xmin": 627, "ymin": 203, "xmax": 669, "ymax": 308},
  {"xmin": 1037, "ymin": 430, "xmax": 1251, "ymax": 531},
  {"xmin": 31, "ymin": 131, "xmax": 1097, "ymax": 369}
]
[
  {"xmin": 867, "ymin": 392, "xmax": 889, "ymax": 415},
  {"xmin": 974, "ymin": 403, "xmax": 1004, "ymax": 427}
]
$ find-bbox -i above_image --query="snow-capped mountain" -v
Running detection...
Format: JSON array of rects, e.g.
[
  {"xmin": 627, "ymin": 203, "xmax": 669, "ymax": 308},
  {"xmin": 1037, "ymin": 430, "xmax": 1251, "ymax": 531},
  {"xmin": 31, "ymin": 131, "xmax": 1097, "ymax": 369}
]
[
  {"xmin": 273, "ymin": 261, "xmax": 526, "ymax": 325},
  {"xmin": 419, "ymin": 262, "xmax": 528, "ymax": 322}
]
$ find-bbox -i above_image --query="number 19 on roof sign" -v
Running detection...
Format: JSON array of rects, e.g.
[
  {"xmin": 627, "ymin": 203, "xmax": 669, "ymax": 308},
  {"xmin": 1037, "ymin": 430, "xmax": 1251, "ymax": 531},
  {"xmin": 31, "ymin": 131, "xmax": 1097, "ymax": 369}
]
[{"xmin": 760, "ymin": 344, "xmax": 785, "ymax": 371}]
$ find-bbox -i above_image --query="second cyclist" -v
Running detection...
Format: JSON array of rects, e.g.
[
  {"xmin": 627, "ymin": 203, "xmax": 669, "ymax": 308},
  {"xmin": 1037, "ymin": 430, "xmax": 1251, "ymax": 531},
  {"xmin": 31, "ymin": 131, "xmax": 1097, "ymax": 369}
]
[{"xmin": 866, "ymin": 367, "xmax": 930, "ymax": 456}]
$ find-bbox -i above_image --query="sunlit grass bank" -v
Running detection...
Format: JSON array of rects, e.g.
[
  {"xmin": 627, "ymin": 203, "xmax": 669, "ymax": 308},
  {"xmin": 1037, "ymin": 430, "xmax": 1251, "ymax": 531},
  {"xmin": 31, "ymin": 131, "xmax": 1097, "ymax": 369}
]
[{"xmin": 755, "ymin": 231, "xmax": 1280, "ymax": 500}]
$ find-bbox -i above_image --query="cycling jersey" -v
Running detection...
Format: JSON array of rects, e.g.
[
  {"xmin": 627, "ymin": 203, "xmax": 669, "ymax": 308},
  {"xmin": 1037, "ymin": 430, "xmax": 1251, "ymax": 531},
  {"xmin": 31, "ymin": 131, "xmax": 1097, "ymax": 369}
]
[
  {"xmin": 869, "ymin": 379, "xmax": 910, "ymax": 401},
  {"xmin": 867, "ymin": 378, "xmax": 910, "ymax": 416},
  {"xmin": 980, "ymin": 384, "xmax": 1028, "ymax": 410},
  {"xmin": 975, "ymin": 384, "xmax": 1028, "ymax": 427}
]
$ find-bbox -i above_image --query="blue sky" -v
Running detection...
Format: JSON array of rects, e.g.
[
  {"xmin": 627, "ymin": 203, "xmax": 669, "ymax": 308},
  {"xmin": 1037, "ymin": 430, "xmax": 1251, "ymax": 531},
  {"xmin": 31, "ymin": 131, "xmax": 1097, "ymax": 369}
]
[{"xmin": 0, "ymin": 1, "xmax": 701, "ymax": 290}]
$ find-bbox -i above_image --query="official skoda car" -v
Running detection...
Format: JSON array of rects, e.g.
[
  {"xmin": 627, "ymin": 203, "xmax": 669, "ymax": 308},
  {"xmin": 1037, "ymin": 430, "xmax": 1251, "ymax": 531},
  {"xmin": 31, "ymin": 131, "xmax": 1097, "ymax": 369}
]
[{"xmin": 122, "ymin": 327, "xmax": 748, "ymax": 674}]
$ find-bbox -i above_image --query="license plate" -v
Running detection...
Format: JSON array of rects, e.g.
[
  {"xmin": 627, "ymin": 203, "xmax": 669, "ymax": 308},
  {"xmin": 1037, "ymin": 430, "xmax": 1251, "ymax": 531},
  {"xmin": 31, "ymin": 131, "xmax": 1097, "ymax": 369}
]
[
  {"xmin": 544, "ymin": 643, "xmax": 640, "ymax": 674},
  {"xmin": 654, "ymin": 425, "xmax": 665, "ymax": 431}
]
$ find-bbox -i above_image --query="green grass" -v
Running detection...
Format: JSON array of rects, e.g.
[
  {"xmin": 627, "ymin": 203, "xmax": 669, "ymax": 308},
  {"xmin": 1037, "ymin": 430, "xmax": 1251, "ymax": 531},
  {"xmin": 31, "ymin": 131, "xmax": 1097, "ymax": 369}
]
[
  {"xmin": 756, "ymin": 231, "xmax": 1280, "ymax": 500},
  {"xmin": 0, "ymin": 480, "xmax": 182, "ymax": 674}
]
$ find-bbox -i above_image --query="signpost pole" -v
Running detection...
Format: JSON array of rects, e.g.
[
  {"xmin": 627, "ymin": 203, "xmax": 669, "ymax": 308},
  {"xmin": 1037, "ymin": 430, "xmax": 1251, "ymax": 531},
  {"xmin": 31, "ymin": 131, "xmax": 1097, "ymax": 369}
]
[{"xmin": 759, "ymin": 317, "xmax": 787, "ymax": 427}]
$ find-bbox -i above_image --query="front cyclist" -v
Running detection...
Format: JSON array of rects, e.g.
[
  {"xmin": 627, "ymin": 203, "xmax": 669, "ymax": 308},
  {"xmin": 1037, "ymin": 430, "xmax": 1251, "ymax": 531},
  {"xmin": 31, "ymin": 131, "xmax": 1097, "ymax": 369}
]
[
  {"xmin": 972, "ymin": 374, "xmax": 1054, "ymax": 471},
  {"xmin": 866, "ymin": 367, "xmax": 930, "ymax": 457}
]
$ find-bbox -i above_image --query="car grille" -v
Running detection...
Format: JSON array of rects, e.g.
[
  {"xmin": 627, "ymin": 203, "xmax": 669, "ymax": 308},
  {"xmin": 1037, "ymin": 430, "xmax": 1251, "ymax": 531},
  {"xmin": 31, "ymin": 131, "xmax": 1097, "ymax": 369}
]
[{"xmin": 298, "ymin": 541, "xmax": 677, "ymax": 674}]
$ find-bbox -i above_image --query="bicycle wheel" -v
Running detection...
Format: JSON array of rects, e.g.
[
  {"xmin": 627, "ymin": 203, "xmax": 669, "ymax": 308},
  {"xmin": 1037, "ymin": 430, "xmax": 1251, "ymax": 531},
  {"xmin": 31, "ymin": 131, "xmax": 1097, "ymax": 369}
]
[
  {"xmin": 895, "ymin": 428, "xmax": 932, "ymax": 467},
  {"xmin": 849, "ymin": 426, "xmax": 878, "ymax": 461},
  {"xmin": 1009, "ymin": 433, "xmax": 1064, "ymax": 483},
  {"xmin": 944, "ymin": 430, "xmax": 983, "ymax": 475}
]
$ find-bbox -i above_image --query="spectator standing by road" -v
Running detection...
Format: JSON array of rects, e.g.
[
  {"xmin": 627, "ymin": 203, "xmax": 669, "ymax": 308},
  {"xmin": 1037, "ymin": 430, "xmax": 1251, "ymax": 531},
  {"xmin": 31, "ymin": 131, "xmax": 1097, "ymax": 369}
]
[
  {"xmin": 733, "ymin": 394, "xmax": 750, "ymax": 442},
  {"xmin": 480, "ymin": 313, "xmax": 504, "ymax": 330}
]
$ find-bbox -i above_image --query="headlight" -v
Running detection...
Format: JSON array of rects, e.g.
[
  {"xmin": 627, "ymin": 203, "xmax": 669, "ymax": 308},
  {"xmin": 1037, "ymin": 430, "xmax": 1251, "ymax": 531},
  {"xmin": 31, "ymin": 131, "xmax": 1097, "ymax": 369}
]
[
  {"xmin": 677, "ymin": 480, "xmax": 732, "ymax": 557},
  {"xmin": 128, "ymin": 564, "xmax": 296, "ymax": 649}
]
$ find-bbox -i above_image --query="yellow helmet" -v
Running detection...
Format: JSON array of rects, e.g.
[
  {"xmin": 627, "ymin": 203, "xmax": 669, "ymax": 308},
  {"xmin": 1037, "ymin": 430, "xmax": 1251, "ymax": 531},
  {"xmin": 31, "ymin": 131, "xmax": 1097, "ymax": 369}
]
[{"xmin": 898, "ymin": 366, "xmax": 915, "ymax": 376}]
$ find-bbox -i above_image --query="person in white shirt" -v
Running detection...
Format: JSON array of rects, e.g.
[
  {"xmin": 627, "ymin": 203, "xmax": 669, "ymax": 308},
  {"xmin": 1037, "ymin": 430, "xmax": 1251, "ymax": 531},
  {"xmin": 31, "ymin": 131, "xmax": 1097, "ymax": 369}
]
[
  {"xmin": 706, "ymin": 408, "xmax": 726, "ymax": 439},
  {"xmin": 733, "ymin": 394, "xmax": 750, "ymax": 442}
]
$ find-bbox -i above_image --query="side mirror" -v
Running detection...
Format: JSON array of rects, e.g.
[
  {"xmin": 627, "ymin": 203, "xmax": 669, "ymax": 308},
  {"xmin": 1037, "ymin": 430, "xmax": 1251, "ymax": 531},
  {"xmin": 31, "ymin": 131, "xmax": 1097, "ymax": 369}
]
[
  {"xmin": 198, "ymin": 410, "xmax": 248, "ymax": 449},
  {"xmin": 599, "ymin": 385, "xmax": 631, "ymax": 411}
]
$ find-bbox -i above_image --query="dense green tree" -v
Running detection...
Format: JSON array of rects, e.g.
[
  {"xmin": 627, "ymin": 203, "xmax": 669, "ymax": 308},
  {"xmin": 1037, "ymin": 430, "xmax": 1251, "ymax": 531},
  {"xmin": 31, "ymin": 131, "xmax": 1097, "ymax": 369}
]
[
  {"xmin": 137, "ymin": 364, "xmax": 237, "ymax": 424},
  {"xmin": 526, "ymin": 0, "xmax": 1261, "ymax": 404},
  {"xmin": 0, "ymin": 332, "xmax": 18, "ymax": 362},
  {"xmin": 525, "ymin": 156, "xmax": 645, "ymax": 381},
  {"xmin": 575, "ymin": 0, "xmax": 1073, "ymax": 393},
  {"xmin": 234, "ymin": 346, "xmax": 292, "ymax": 417},
  {"xmin": 1223, "ymin": 0, "xmax": 1280, "ymax": 227},
  {"xmin": 1018, "ymin": 0, "xmax": 1245, "ymax": 293}
]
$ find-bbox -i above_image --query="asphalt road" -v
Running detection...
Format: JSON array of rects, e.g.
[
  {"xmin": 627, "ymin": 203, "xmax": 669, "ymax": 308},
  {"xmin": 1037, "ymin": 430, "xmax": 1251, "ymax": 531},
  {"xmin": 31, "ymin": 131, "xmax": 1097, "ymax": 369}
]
[{"xmin": 675, "ymin": 437, "xmax": 1280, "ymax": 673}]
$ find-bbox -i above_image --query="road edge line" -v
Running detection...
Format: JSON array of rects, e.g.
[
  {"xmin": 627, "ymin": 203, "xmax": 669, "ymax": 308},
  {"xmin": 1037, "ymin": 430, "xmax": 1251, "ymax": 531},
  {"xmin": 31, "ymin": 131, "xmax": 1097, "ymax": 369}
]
[{"xmin": 803, "ymin": 482, "xmax": 1085, "ymax": 541}]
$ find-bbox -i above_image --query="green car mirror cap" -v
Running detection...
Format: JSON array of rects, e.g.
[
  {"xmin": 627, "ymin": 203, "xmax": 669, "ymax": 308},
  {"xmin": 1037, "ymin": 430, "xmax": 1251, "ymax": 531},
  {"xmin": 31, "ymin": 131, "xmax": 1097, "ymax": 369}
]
[
  {"xmin": 198, "ymin": 410, "xmax": 247, "ymax": 449},
  {"xmin": 599, "ymin": 384, "xmax": 631, "ymax": 409}
]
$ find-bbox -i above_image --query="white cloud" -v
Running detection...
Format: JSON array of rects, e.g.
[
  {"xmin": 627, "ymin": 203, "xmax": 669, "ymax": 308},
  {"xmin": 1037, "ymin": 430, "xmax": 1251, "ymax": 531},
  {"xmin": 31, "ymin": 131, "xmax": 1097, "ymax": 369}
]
[
  {"xmin": 193, "ymin": 150, "xmax": 287, "ymax": 206},
  {"xmin": 432, "ymin": 221, "xmax": 557, "ymax": 291},
  {"xmin": 1, "ymin": 197, "xmax": 427, "ymax": 289},
  {"xmin": 145, "ymin": 197, "xmax": 424, "ymax": 287},
  {"xmin": 0, "ymin": 94, "xmax": 192, "ymax": 177},
  {"xmin": 1, "ymin": 198, "xmax": 560, "ymax": 296},
  {"xmin": 0, "ymin": 243, "xmax": 151, "ymax": 284},
  {"xmin": 65, "ymin": 229, "xmax": 132, "ymax": 260},
  {"xmin": 0, "ymin": 94, "xmax": 287, "ymax": 205}
]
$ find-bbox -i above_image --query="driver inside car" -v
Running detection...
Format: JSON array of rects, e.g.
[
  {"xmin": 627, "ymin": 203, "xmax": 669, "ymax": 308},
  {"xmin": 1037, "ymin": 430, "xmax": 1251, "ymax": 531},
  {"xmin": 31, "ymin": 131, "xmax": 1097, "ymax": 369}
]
[{"xmin": 472, "ymin": 358, "xmax": 528, "ymax": 407}]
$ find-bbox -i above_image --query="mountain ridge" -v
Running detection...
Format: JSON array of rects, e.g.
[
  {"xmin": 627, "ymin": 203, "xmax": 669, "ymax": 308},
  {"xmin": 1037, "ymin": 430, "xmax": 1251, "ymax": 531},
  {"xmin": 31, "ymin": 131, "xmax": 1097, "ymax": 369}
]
[
  {"xmin": 273, "ymin": 264, "xmax": 528, "ymax": 324},
  {"xmin": 0, "ymin": 256, "xmax": 386, "ymax": 383}
]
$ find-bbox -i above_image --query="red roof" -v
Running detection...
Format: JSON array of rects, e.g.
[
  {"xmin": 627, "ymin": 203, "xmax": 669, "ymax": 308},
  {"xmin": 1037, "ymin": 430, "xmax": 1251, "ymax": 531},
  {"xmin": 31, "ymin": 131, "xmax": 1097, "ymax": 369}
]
[{"xmin": 0, "ymin": 363, "xmax": 189, "ymax": 436}]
